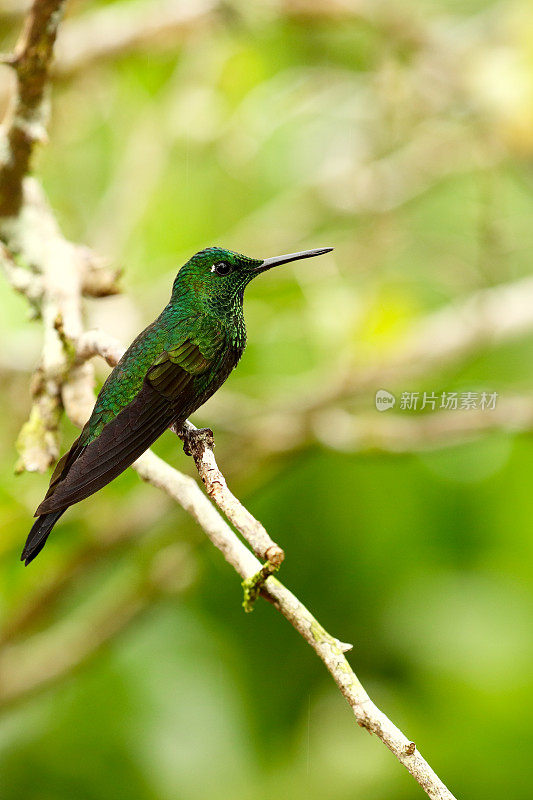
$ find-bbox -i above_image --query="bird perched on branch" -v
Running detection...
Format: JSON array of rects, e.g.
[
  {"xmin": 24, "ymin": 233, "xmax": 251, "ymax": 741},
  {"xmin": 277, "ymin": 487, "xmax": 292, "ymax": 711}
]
[{"xmin": 22, "ymin": 245, "xmax": 332, "ymax": 564}]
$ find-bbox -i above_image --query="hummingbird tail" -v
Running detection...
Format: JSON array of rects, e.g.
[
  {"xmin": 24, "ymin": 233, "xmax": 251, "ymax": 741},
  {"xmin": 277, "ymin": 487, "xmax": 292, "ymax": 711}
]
[{"xmin": 21, "ymin": 509, "xmax": 66, "ymax": 566}]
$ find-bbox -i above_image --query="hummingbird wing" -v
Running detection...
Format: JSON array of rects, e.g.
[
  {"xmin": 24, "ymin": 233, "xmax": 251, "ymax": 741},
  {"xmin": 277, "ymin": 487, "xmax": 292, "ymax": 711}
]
[{"xmin": 34, "ymin": 338, "xmax": 214, "ymax": 517}]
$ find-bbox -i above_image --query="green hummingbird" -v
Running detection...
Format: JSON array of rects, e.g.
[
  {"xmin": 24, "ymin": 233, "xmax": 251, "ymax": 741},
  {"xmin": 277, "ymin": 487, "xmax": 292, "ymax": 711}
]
[{"xmin": 22, "ymin": 245, "xmax": 332, "ymax": 564}]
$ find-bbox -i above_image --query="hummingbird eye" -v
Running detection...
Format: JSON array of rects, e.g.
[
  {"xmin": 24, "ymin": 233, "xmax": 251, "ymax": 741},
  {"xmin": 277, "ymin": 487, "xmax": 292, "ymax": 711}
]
[{"xmin": 211, "ymin": 261, "xmax": 233, "ymax": 277}]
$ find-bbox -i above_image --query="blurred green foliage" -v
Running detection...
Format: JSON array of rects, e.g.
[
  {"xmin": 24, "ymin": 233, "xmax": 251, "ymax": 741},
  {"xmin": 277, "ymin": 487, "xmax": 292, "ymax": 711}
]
[{"xmin": 1, "ymin": 0, "xmax": 533, "ymax": 797}]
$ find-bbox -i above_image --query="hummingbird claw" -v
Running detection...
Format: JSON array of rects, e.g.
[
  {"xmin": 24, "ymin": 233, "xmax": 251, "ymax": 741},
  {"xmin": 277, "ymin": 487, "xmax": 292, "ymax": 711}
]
[{"xmin": 180, "ymin": 426, "xmax": 215, "ymax": 457}]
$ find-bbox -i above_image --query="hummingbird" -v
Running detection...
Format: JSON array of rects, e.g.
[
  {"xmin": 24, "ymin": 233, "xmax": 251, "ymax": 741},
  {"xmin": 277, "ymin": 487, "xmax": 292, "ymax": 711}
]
[{"xmin": 22, "ymin": 245, "xmax": 332, "ymax": 564}]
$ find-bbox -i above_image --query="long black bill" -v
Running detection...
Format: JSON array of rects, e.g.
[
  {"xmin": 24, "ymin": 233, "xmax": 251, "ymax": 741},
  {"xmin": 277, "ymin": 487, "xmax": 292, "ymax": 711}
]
[{"xmin": 255, "ymin": 247, "xmax": 333, "ymax": 273}]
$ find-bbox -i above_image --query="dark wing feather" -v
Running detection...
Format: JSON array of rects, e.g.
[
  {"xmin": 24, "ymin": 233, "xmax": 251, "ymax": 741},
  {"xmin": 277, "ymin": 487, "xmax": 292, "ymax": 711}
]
[
  {"xmin": 39, "ymin": 434, "xmax": 87, "ymax": 506},
  {"xmin": 21, "ymin": 510, "xmax": 66, "ymax": 565},
  {"xmin": 36, "ymin": 340, "xmax": 213, "ymax": 515}
]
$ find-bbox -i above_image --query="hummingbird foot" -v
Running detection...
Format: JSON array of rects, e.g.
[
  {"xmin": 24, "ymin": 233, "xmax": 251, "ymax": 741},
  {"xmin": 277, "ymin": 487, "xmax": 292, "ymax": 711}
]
[
  {"xmin": 241, "ymin": 559, "xmax": 280, "ymax": 613},
  {"xmin": 178, "ymin": 424, "xmax": 215, "ymax": 457}
]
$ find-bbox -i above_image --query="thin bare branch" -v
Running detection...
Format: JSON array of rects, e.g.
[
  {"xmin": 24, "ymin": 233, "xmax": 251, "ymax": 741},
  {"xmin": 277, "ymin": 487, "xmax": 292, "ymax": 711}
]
[
  {"xmin": 75, "ymin": 328, "xmax": 125, "ymax": 368},
  {"xmin": 0, "ymin": 0, "xmax": 67, "ymax": 217},
  {"xmin": 176, "ymin": 421, "xmax": 284, "ymax": 566}
]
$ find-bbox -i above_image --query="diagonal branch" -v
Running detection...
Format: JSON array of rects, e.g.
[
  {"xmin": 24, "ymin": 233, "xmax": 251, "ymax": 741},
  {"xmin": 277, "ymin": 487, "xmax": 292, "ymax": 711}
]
[{"xmin": 176, "ymin": 421, "xmax": 285, "ymax": 568}]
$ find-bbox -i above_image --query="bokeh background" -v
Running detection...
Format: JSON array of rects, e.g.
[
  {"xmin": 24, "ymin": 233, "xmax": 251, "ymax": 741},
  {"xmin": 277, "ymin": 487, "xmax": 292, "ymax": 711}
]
[{"xmin": 1, "ymin": 0, "xmax": 533, "ymax": 797}]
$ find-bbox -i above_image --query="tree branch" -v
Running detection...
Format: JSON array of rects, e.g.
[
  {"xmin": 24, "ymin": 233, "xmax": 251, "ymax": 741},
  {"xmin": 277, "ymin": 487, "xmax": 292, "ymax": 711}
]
[
  {"xmin": 176, "ymin": 421, "xmax": 285, "ymax": 568},
  {"xmin": 4, "ymin": 179, "xmax": 96, "ymax": 470},
  {"xmin": 0, "ymin": 0, "xmax": 67, "ymax": 217}
]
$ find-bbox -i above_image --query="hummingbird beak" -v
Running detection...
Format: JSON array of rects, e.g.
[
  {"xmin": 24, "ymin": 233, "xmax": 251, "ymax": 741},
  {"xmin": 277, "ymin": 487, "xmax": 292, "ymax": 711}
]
[{"xmin": 254, "ymin": 247, "xmax": 333, "ymax": 274}]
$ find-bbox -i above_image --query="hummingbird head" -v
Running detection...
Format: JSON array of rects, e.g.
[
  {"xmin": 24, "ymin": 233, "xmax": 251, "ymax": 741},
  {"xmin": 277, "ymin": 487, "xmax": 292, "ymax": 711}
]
[{"xmin": 172, "ymin": 246, "xmax": 333, "ymax": 314}]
